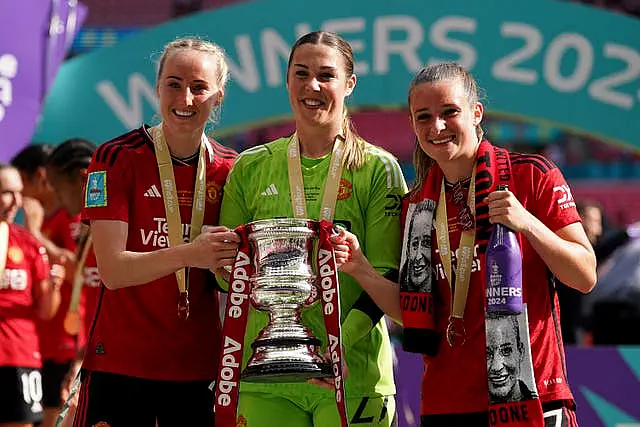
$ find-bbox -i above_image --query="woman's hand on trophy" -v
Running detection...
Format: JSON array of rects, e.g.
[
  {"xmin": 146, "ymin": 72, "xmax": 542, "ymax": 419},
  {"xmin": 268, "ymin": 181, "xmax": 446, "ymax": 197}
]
[
  {"xmin": 187, "ymin": 226, "xmax": 240, "ymax": 272},
  {"xmin": 213, "ymin": 265, "xmax": 233, "ymax": 283},
  {"xmin": 330, "ymin": 228, "xmax": 371, "ymax": 277},
  {"xmin": 330, "ymin": 226, "xmax": 351, "ymax": 270},
  {"xmin": 307, "ymin": 345, "xmax": 349, "ymax": 391}
]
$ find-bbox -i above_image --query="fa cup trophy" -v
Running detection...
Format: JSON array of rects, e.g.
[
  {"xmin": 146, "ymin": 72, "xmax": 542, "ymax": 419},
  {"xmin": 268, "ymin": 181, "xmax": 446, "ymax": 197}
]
[
  {"xmin": 215, "ymin": 218, "xmax": 347, "ymax": 427},
  {"xmin": 240, "ymin": 218, "xmax": 333, "ymax": 382}
]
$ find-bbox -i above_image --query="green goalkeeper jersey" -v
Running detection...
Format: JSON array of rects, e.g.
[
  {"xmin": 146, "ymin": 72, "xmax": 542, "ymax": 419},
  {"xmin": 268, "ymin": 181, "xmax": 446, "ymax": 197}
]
[{"xmin": 219, "ymin": 136, "xmax": 407, "ymax": 398}]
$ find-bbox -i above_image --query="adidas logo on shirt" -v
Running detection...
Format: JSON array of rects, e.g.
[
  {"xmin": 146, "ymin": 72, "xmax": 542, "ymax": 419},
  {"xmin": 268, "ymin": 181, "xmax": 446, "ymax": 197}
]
[
  {"xmin": 261, "ymin": 184, "xmax": 278, "ymax": 196},
  {"xmin": 144, "ymin": 184, "xmax": 162, "ymax": 198}
]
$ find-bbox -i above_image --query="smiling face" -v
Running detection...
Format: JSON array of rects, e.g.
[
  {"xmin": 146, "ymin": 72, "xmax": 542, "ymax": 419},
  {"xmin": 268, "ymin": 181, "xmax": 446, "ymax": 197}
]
[
  {"xmin": 0, "ymin": 167, "xmax": 23, "ymax": 223},
  {"xmin": 409, "ymin": 79, "xmax": 483, "ymax": 176},
  {"xmin": 156, "ymin": 49, "xmax": 222, "ymax": 137},
  {"xmin": 486, "ymin": 316, "xmax": 524, "ymax": 402},
  {"xmin": 286, "ymin": 43, "xmax": 356, "ymax": 135}
]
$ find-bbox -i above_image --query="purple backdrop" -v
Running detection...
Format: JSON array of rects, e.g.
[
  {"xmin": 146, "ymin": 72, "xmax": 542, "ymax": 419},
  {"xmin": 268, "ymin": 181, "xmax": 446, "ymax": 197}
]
[
  {"xmin": 0, "ymin": 0, "xmax": 86, "ymax": 162},
  {"xmin": 393, "ymin": 345, "xmax": 640, "ymax": 426}
]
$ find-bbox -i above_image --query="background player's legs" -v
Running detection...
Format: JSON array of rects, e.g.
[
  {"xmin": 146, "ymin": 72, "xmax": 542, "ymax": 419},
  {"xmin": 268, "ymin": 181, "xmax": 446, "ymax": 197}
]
[
  {"xmin": 40, "ymin": 360, "xmax": 72, "ymax": 427},
  {"xmin": 155, "ymin": 379, "xmax": 214, "ymax": 427},
  {"xmin": 238, "ymin": 391, "xmax": 313, "ymax": 427},
  {"xmin": 314, "ymin": 394, "xmax": 397, "ymax": 427},
  {"xmin": 0, "ymin": 366, "xmax": 44, "ymax": 427},
  {"xmin": 72, "ymin": 371, "xmax": 155, "ymax": 427}
]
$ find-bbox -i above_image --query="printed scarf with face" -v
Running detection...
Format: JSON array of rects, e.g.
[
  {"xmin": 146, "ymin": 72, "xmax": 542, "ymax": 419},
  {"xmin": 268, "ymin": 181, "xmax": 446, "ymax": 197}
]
[{"xmin": 399, "ymin": 140, "xmax": 544, "ymax": 425}]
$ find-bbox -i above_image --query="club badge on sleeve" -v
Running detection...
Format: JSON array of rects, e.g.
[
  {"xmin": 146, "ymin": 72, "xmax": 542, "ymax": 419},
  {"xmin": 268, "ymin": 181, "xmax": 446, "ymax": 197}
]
[{"xmin": 85, "ymin": 171, "xmax": 108, "ymax": 208}]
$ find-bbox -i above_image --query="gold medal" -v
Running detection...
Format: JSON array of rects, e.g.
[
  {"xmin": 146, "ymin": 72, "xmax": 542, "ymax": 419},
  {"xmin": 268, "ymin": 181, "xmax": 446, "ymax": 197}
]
[
  {"xmin": 446, "ymin": 316, "xmax": 466, "ymax": 347},
  {"xmin": 152, "ymin": 126, "xmax": 206, "ymax": 320},
  {"xmin": 178, "ymin": 291, "xmax": 190, "ymax": 320},
  {"xmin": 435, "ymin": 173, "xmax": 476, "ymax": 350},
  {"xmin": 64, "ymin": 311, "xmax": 81, "ymax": 336}
]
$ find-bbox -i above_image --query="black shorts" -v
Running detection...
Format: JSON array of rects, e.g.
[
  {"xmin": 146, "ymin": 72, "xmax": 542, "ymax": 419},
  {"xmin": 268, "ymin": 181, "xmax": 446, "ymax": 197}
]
[
  {"xmin": 42, "ymin": 359, "xmax": 73, "ymax": 408},
  {"xmin": 72, "ymin": 370, "xmax": 215, "ymax": 427},
  {"xmin": 0, "ymin": 366, "xmax": 44, "ymax": 424},
  {"xmin": 420, "ymin": 401, "xmax": 579, "ymax": 427}
]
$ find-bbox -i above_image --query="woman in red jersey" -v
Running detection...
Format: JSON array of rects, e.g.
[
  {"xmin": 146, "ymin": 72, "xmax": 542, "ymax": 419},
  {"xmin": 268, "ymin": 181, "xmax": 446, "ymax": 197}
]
[
  {"xmin": 45, "ymin": 139, "xmax": 99, "ymax": 407},
  {"xmin": 0, "ymin": 164, "xmax": 64, "ymax": 427},
  {"xmin": 74, "ymin": 37, "xmax": 240, "ymax": 427},
  {"xmin": 11, "ymin": 145, "xmax": 80, "ymax": 427},
  {"xmin": 46, "ymin": 139, "xmax": 100, "ymax": 343},
  {"xmin": 332, "ymin": 63, "xmax": 597, "ymax": 426},
  {"xmin": 10, "ymin": 145, "xmax": 77, "ymax": 266}
]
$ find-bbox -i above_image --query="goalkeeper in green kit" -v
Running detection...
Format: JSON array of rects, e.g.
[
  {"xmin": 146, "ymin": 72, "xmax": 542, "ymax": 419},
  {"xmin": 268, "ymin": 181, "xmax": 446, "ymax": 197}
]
[{"xmin": 218, "ymin": 31, "xmax": 407, "ymax": 426}]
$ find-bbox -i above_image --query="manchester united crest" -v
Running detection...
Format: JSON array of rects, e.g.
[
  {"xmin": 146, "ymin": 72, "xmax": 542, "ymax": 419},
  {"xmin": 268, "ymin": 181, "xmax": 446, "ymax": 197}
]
[
  {"xmin": 337, "ymin": 178, "xmax": 352, "ymax": 200},
  {"xmin": 207, "ymin": 181, "xmax": 221, "ymax": 204},
  {"xmin": 7, "ymin": 247, "xmax": 23, "ymax": 263}
]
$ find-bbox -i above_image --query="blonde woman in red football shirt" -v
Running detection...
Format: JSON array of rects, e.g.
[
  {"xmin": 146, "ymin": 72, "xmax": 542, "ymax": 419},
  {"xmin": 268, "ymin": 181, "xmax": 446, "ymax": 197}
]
[
  {"xmin": 74, "ymin": 37, "xmax": 239, "ymax": 427},
  {"xmin": 0, "ymin": 164, "xmax": 64, "ymax": 427}
]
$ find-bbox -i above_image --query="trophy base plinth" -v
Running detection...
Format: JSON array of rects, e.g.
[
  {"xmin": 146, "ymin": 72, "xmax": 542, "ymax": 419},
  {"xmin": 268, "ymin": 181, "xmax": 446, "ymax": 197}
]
[{"xmin": 241, "ymin": 360, "xmax": 333, "ymax": 383}]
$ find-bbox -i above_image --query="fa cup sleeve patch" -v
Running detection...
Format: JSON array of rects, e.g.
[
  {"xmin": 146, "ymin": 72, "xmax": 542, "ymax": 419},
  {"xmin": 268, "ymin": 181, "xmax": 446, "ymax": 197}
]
[{"xmin": 85, "ymin": 171, "xmax": 108, "ymax": 208}]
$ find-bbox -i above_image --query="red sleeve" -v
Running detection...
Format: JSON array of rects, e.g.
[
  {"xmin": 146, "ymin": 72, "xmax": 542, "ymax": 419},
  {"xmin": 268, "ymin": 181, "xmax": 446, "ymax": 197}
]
[
  {"xmin": 81, "ymin": 142, "xmax": 132, "ymax": 224},
  {"xmin": 45, "ymin": 210, "xmax": 80, "ymax": 252},
  {"xmin": 531, "ymin": 166, "xmax": 581, "ymax": 232},
  {"xmin": 16, "ymin": 226, "xmax": 52, "ymax": 283}
]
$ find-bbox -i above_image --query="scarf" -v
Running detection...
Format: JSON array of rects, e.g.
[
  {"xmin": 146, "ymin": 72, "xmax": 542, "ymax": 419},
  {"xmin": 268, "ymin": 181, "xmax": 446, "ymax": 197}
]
[{"xmin": 399, "ymin": 140, "xmax": 544, "ymax": 425}]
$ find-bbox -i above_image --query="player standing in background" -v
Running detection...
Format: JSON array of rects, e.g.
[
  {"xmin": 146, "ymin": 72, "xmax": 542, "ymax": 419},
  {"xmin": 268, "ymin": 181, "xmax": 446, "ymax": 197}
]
[
  {"xmin": 45, "ymin": 138, "xmax": 99, "ymax": 412},
  {"xmin": 0, "ymin": 163, "xmax": 64, "ymax": 427},
  {"xmin": 10, "ymin": 145, "xmax": 76, "ymax": 266},
  {"xmin": 11, "ymin": 145, "xmax": 80, "ymax": 427}
]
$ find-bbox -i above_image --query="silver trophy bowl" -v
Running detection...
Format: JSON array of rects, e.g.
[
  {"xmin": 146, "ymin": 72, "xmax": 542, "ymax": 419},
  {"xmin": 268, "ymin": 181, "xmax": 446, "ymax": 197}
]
[{"xmin": 241, "ymin": 218, "xmax": 333, "ymax": 383}]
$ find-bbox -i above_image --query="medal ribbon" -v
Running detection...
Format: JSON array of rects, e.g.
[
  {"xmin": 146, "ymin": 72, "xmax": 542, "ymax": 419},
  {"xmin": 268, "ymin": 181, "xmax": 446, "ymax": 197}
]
[
  {"xmin": 63, "ymin": 229, "xmax": 93, "ymax": 336},
  {"xmin": 0, "ymin": 221, "xmax": 9, "ymax": 278},
  {"xmin": 287, "ymin": 133, "xmax": 345, "ymax": 222},
  {"xmin": 286, "ymin": 134, "xmax": 349, "ymax": 426},
  {"xmin": 434, "ymin": 168, "xmax": 476, "ymax": 347},
  {"xmin": 151, "ymin": 125, "xmax": 208, "ymax": 319},
  {"xmin": 214, "ymin": 225, "xmax": 253, "ymax": 427}
]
